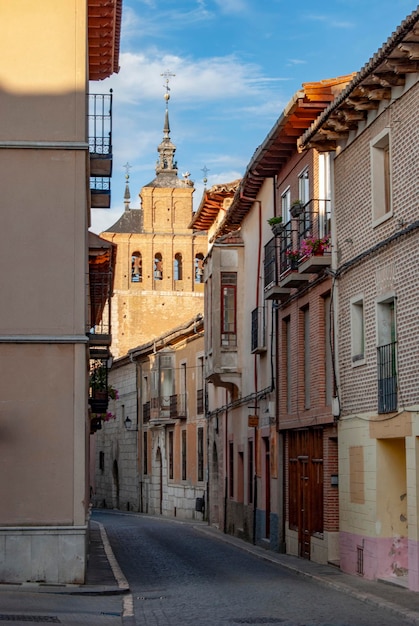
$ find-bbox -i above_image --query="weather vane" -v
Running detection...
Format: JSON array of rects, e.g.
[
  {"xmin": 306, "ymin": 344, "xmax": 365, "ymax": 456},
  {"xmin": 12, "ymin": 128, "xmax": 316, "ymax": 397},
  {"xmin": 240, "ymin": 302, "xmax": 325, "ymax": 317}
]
[
  {"xmin": 201, "ymin": 165, "xmax": 210, "ymax": 188},
  {"xmin": 161, "ymin": 70, "xmax": 176, "ymax": 105}
]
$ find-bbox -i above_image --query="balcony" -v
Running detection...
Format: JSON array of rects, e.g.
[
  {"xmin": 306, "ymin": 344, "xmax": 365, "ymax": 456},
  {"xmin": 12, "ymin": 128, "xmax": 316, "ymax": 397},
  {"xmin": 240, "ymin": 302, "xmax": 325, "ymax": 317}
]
[
  {"xmin": 378, "ymin": 341, "xmax": 398, "ymax": 413},
  {"xmin": 264, "ymin": 199, "xmax": 331, "ymax": 298},
  {"xmin": 264, "ymin": 237, "xmax": 292, "ymax": 301},
  {"xmin": 91, "ymin": 177, "xmax": 111, "ymax": 209},
  {"xmin": 170, "ymin": 393, "xmax": 187, "ymax": 419},
  {"xmin": 88, "ymin": 233, "xmax": 115, "ymax": 358},
  {"xmin": 150, "ymin": 395, "xmax": 172, "ymax": 424},
  {"xmin": 89, "ymin": 93, "xmax": 113, "ymax": 207}
]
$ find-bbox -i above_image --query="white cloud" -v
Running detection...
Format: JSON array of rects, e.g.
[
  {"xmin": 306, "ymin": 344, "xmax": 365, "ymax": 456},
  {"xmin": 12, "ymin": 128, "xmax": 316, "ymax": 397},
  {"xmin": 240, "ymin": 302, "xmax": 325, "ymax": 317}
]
[
  {"xmin": 304, "ymin": 13, "xmax": 354, "ymax": 28},
  {"xmin": 213, "ymin": 0, "xmax": 249, "ymax": 14}
]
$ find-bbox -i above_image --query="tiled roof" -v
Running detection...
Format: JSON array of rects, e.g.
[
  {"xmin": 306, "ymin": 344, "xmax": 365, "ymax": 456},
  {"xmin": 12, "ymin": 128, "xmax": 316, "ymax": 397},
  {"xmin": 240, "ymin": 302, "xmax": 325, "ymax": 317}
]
[
  {"xmin": 88, "ymin": 0, "xmax": 123, "ymax": 81},
  {"xmin": 219, "ymin": 75, "xmax": 354, "ymax": 233}
]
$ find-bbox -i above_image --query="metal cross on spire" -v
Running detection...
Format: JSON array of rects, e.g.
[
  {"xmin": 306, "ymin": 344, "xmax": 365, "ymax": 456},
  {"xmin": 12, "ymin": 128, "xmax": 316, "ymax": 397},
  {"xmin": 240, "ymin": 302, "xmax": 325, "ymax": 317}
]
[
  {"xmin": 123, "ymin": 162, "xmax": 132, "ymax": 179},
  {"xmin": 161, "ymin": 69, "xmax": 176, "ymax": 106},
  {"xmin": 201, "ymin": 165, "xmax": 210, "ymax": 188}
]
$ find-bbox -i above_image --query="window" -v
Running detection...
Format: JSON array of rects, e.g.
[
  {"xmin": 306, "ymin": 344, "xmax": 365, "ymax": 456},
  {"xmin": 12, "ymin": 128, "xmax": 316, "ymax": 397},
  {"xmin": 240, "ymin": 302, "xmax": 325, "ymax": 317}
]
[
  {"xmin": 174, "ymin": 253, "xmax": 183, "ymax": 281},
  {"xmin": 131, "ymin": 252, "xmax": 142, "ymax": 282},
  {"xmin": 143, "ymin": 432, "xmax": 148, "ymax": 474},
  {"xmin": 195, "ymin": 253, "xmax": 204, "ymax": 283},
  {"xmin": 298, "ymin": 168, "xmax": 309, "ymax": 206},
  {"xmin": 168, "ymin": 431, "xmax": 174, "ymax": 479},
  {"xmin": 371, "ymin": 130, "xmax": 392, "ymax": 223},
  {"xmin": 324, "ymin": 295, "xmax": 333, "ymax": 405},
  {"xmin": 284, "ymin": 317, "xmax": 291, "ymax": 413},
  {"xmin": 377, "ymin": 297, "xmax": 397, "ymax": 413},
  {"xmin": 238, "ymin": 451, "xmax": 244, "ymax": 503},
  {"xmin": 181, "ymin": 430, "xmax": 187, "ymax": 480},
  {"xmin": 351, "ymin": 296, "xmax": 365, "ymax": 365},
  {"xmin": 281, "ymin": 187, "xmax": 291, "ymax": 224},
  {"xmin": 229, "ymin": 441, "xmax": 234, "ymax": 498},
  {"xmin": 178, "ymin": 362, "xmax": 187, "ymax": 417},
  {"xmin": 99, "ymin": 451, "xmax": 104, "ymax": 472},
  {"xmin": 197, "ymin": 427, "xmax": 204, "ymax": 482},
  {"xmin": 196, "ymin": 356, "xmax": 204, "ymax": 414},
  {"xmin": 154, "ymin": 253, "xmax": 163, "ymax": 280},
  {"xmin": 248, "ymin": 440, "xmax": 253, "ymax": 504},
  {"xmin": 303, "ymin": 307, "xmax": 310, "ymax": 409},
  {"xmin": 221, "ymin": 272, "xmax": 237, "ymax": 346},
  {"xmin": 251, "ymin": 307, "xmax": 266, "ymax": 354},
  {"xmin": 264, "ymin": 238, "xmax": 277, "ymax": 289},
  {"xmin": 150, "ymin": 351, "xmax": 174, "ymax": 416}
]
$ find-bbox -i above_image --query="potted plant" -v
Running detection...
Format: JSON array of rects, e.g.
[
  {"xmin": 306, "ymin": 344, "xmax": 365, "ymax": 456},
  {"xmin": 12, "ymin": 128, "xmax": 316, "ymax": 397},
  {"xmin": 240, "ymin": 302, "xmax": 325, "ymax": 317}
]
[
  {"xmin": 301, "ymin": 235, "xmax": 330, "ymax": 256},
  {"xmin": 89, "ymin": 363, "xmax": 119, "ymax": 413},
  {"xmin": 286, "ymin": 249, "xmax": 302, "ymax": 270},
  {"xmin": 267, "ymin": 216, "xmax": 284, "ymax": 236},
  {"xmin": 290, "ymin": 200, "xmax": 304, "ymax": 218}
]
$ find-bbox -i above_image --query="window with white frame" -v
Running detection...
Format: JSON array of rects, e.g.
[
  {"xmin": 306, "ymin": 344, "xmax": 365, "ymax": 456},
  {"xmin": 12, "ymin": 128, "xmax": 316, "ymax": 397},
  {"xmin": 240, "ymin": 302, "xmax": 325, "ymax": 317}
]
[
  {"xmin": 371, "ymin": 130, "xmax": 392, "ymax": 223},
  {"xmin": 281, "ymin": 187, "xmax": 291, "ymax": 224},
  {"xmin": 298, "ymin": 168, "xmax": 309, "ymax": 206},
  {"xmin": 351, "ymin": 296, "xmax": 365, "ymax": 365}
]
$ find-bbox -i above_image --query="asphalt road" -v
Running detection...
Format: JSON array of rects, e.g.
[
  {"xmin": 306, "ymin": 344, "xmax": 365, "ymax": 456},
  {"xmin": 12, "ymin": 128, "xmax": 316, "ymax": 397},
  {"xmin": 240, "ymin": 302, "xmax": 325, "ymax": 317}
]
[{"xmin": 94, "ymin": 510, "xmax": 416, "ymax": 626}]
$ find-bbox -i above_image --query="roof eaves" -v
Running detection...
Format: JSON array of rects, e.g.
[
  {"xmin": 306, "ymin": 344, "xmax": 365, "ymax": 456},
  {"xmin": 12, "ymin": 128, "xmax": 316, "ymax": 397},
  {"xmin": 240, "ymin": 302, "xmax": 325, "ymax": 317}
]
[{"xmin": 298, "ymin": 8, "xmax": 419, "ymax": 150}]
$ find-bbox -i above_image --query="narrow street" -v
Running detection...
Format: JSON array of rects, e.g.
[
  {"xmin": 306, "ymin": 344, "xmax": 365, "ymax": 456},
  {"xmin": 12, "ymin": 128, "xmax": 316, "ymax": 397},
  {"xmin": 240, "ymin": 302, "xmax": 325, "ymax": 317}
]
[{"xmin": 94, "ymin": 510, "xmax": 418, "ymax": 626}]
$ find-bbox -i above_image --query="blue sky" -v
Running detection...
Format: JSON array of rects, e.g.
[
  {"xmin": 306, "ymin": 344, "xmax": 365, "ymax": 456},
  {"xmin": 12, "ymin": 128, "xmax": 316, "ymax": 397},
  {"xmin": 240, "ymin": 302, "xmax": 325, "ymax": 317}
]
[{"xmin": 90, "ymin": 0, "xmax": 416, "ymax": 234}]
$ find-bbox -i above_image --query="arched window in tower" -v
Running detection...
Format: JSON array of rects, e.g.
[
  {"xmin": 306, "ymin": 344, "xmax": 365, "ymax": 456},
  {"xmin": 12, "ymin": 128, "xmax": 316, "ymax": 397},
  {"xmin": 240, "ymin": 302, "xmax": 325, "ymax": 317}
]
[
  {"xmin": 154, "ymin": 253, "xmax": 163, "ymax": 280},
  {"xmin": 131, "ymin": 252, "xmax": 142, "ymax": 282},
  {"xmin": 195, "ymin": 253, "xmax": 204, "ymax": 283},
  {"xmin": 174, "ymin": 253, "xmax": 183, "ymax": 281}
]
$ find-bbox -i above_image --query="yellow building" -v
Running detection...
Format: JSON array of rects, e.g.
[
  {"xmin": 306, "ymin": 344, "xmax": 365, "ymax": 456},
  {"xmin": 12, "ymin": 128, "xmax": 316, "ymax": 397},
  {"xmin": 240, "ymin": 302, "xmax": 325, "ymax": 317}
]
[{"xmin": 0, "ymin": 1, "xmax": 121, "ymax": 583}]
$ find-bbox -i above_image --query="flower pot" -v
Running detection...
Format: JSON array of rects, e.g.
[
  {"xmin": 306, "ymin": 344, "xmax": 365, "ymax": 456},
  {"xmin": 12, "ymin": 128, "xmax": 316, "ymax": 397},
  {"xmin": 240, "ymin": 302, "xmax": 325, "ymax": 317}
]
[
  {"xmin": 271, "ymin": 223, "xmax": 284, "ymax": 236},
  {"xmin": 290, "ymin": 203, "xmax": 304, "ymax": 218}
]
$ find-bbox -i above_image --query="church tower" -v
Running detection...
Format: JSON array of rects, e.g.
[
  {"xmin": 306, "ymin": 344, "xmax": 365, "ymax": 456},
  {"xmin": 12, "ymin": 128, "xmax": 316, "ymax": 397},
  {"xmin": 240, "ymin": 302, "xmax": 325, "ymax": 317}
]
[{"xmin": 99, "ymin": 80, "xmax": 206, "ymax": 358}]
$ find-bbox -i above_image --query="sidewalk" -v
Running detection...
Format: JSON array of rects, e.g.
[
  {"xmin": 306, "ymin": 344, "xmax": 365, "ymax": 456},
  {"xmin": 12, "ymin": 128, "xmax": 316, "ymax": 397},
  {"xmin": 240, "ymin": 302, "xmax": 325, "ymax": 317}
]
[
  {"xmin": 0, "ymin": 520, "xmax": 128, "ymax": 626},
  {"xmin": 196, "ymin": 524, "xmax": 419, "ymax": 624}
]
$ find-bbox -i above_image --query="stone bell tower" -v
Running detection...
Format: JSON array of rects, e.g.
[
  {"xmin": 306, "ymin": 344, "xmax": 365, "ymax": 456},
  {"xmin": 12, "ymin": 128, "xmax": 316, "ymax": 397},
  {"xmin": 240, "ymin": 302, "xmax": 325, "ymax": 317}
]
[{"xmin": 99, "ymin": 77, "xmax": 206, "ymax": 359}]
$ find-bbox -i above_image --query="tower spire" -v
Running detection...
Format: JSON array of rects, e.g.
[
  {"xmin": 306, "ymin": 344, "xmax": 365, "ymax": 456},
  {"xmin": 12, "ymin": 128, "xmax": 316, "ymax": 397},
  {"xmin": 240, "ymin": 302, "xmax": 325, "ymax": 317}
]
[
  {"xmin": 156, "ymin": 70, "xmax": 178, "ymax": 177},
  {"xmin": 123, "ymin": 162, "xmax": 131, "ymax": 211}
]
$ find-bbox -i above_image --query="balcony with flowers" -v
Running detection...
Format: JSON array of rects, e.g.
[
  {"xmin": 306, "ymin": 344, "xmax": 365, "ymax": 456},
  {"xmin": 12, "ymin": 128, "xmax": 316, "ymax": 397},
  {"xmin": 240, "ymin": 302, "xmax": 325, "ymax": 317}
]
[{"xmin": 263, "ymin": 199, "xmax": 331, "ymax": 298}]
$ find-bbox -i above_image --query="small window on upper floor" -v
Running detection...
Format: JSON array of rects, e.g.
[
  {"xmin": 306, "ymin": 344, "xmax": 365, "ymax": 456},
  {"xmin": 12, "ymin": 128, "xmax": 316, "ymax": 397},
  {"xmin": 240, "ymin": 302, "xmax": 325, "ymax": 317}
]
[
  {"xmin": 298, "ymin": 168, "xmax": 309, "ymax": 206},
  {"xmin": 351, "ymin": 296, "xmax": 365, "ymax": 366},
  {"xmin": 371, "ymin": 130, "xmax": 392, "ymax": 224},
  {"xmin": 131, "ymin": 252, "xmax": 142, "ymax": 282},
  {"xmin": 281, "ymin": 187, "xmax": 291, "ymax": 225}
]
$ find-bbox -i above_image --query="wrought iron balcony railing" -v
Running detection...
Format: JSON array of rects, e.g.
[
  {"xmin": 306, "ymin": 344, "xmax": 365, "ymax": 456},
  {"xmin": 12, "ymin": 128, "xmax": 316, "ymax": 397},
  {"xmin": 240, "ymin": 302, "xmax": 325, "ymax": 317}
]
[
  {"xmin": 377, "ymin": 341, "xmax": 397, "ymax": 413},
  {"xmin": 170, "ymin": 393, "xmax": 187, "ymax": 419},
  {"xmin": 87, "ymin": 269, "xmax": 112, "ymax": 342},
  {"xmin": 264, "ymin": 199, "xmax": 331, "ymax": 292},
  {"xmin": 89, "ymin": 92, "xmax": 112, "ymax": 158},
  {"xmin": 89, "ymin": 92, "xmax": 113, "ymax": 205}
]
